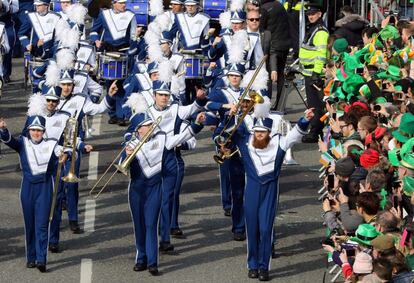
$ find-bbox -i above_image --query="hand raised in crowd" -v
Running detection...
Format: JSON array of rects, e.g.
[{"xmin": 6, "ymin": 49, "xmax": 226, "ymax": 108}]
[
  {"xmin": 329, "ymin": 118, "xmax": 341, "ymax": 133},
  {"xmin": 318, "ymin": 139, "xmax": 328, "ymax": 153},
  {"xmin": 0, "ymin": 118, "xmax": 7, "ymax": 129},
  {"xmin": 337, "ymin": 188, "xmax": 348, "ymax": 204},
  {"xmin": 108, "ymin": 80, "xmax": 118, "ymax": 97}
]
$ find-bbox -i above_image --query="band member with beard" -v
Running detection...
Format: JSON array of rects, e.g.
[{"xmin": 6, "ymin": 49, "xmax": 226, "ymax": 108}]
[{"xmin": 237, "ymin": 108, "xmax": 314, "ymax": 281}]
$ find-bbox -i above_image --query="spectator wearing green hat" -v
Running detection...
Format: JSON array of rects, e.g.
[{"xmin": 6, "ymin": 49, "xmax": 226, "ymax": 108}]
[
  {"xmin": 350, "ymin": 223, "xmax": 381, "ymax": 247},
  {"xmin": 392, "ymin": 113, "xmax": 414, "ymax": 145}
]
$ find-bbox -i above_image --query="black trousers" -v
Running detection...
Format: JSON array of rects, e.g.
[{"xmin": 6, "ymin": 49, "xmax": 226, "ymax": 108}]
[
  {"xmin": 304, "ymin": 76, "xmax": 324, "ymax": 135},
  {"xmin": 272, "ymin": 50, "xmax": 289, "ymax": 108}
]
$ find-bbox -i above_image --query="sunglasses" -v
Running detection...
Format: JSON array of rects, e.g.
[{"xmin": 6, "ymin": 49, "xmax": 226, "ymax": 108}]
[
  {"xmin": 248, "ymin": 18, "xmax": 260, "ymax": 22},
  {"xmin": 46, "ymin": 99, "xmax": 58, "ymax": 103}
]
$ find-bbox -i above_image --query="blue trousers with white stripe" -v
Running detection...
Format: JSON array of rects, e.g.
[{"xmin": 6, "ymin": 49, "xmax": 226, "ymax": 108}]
[
  {"xmin": 171, "ymin": 153, "xmax": 185, "ymax": 230},
  {"xmin": 49, "ymin": 178, "xmax": 65, "ymax": 245},
  {"xmin": 244, "ymin": 178, "xmax": 279, "ymax": 271},
  {"xmin": 21, "ymin": 177, "xmax": 53, "ymax": 265},
  {"xmin": 129, "ymin": 180, "xmax": 162, "ymax": 267},
  {"xmin": 219, "ymin": 158, "xmax": 232, "ymax": 211},
  {"xmin": 63, "ymin": 150, "xmax": 82, "ymax": 222}
]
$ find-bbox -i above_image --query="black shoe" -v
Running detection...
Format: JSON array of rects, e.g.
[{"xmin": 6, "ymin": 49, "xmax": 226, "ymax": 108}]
[
  {"xmin": 159, "ymin": 242, "xmax": 174, "ymax": 253},
  {"xmin": 148, "ymin": 266, "xmax": 159, "ymax": 276},
  {"xmin": 170, "ymin": 228, "xmax": 184, "ymax": 238},
  {"xmin": 258, "ymin": 269, "xmax": 269, "ymax": 281},
  {"xmin": 233, "ymin": 232, "xmax": 246, "ymax": 241},
  {"xmin": 37, "ymin": 264, "xmax": 47, "ymax": 273},
  {"xmin": 248, "ymin": 269, "xmax": 259, "ymax": 279},
  {"xmin": 26, "ymin": 262, "xmax": 36, "ymax": 268},
  {"xmin": 69, "ymin": 221, "xmax": 83, "ymax": 234},
  {"xmin": 118, "ymin": 119, "xmax": 130, "ymax": 126},
  {"xmin": 4, "ymin": 76, "xmax": 10, "ymax": 83},
  {"xmin": 48, "ymin": 243, "xmax": 60, "ymax": 253},
  {"xmin": 108, "ymin": 117, "xmax": 119, "ymax": 124},
  {"xmin": 271, "ymin": 244, "xmax": 277, "ymax": 258},
  {"xmin": 133, "ymin": 263, "xmax": 147, "ymax": 272},
  {"xmin": 224, "ymin": 209, "xmax": 231, "ymax": 217},
  {"xmin": 301, "ymin": 133, "xmax": 319, "ymax": 143}
]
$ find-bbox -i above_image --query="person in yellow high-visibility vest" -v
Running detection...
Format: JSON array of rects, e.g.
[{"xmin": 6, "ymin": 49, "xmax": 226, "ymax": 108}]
[{"xmin": 299, "ymin": 3, "xmax": 329, "ymax": 143}]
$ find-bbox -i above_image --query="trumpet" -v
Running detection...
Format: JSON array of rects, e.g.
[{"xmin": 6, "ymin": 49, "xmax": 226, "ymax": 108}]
[
  {"xmin": 89, "ymin": 116, "xmax": 162, "ymax": 199},
  {"xmin": 213, "ymin": 91, "xmax": 264, "ymax": 164},
  {"xmin": 62, "ymin": 114, "xmax": 81, "ymax": 183},
  {"xmin": 49, "ymin": 113, "xmax": 80, "ymax": 222}
]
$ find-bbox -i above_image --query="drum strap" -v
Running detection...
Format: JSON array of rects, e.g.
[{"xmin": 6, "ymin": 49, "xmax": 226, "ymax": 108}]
[
  {"xmin": 28, "ymin": 12, "xmax": 57, "ymax": 43},
  {"xmin": 102, "ymin": 9, "xmax": 134, "ymax": 41}
]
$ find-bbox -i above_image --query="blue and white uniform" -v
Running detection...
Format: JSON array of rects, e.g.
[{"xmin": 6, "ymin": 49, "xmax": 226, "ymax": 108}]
[
  {"xmin": 238, "ymin": 117, "xmax": 309, "ymax": 271},
  {"xmin": 125, "ymin": 114, "xmax": 203, "ymax": 268},
  {"xmin": 18, "ymin": 3, "xmax": 61, "ymax": 59},
  {"xmin": 0, "ymin": 0, "xmax": 18, "ymax": 81},
  {"xmin": 0, "ymin": 117, "xmax": 71, "ymax": 266}
]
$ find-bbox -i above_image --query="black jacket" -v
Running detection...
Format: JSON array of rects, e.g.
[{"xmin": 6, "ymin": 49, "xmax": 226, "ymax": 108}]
[
  {"xmin": 334, "ymin": 14, "xmax": 368, "ymax": 47},
  {"xmin": 260, "ymin": 0, "xmax": 291, "ymax": 51}
]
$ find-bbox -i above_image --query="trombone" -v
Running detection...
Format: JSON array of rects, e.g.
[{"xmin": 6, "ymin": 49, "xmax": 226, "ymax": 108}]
[
  {"xmin": 213, "ymin": 90, "xmax": 264, "ymax": 164},
  {"xmin": 89, "ymin": 116, "xmax": 162, "ymax": 199},
  {"xmin": 49, "ymin": 114, "xmax": 80, "ymax": 222}
]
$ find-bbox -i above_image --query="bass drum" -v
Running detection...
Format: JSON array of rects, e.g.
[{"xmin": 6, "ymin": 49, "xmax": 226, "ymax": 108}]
[
  {"xmin": 126, "ymin": 0, "xmax": 150, "ymax": 27},
  {"xmin": 201, "ymin": 0, "xmax": 228, "ymax": 20}
]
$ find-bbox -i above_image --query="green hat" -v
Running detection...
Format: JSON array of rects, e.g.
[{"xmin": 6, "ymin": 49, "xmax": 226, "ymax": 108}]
[
  {"xmin": 403, "ymin": 176, "xmax": 414, "ymax": 196},
  {"xmin": 342, "ymin": 74, "xmax": 365, "ymax": 100},
  {"xmin": 380, "ymin": 25, "xmax": 400, "ymax": 40},
  {"xmin": 400, "ymin": 140, "xmax": 414, "ymax": 170},
  {"xmin": 333, "ymin": 38, "xmax": 349, "ymax": 54},
  {"xmin": 335, "ymin": 86, "xmax": 347, "ymax": 100},
  {"xmin": 392, "ymin": 113, "xmax": 414, "ymax": 143},
  {"xmin": 376, "ymin": 65, "xmax": 401, "ymax": 81},
  {"xmin": 350, "ymin": 224, "xmax": 381, "ymax": 246},
  {"xmin": 375, "ymin": 96, "xmax": 388, "ymax": 104},
  {"xmin": 388, "ymin": 148, "xmax": 402, "ymax": 167}
]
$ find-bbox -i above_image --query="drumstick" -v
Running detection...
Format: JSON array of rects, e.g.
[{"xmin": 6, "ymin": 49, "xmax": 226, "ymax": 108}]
[
  {"xmin": 100, "ymin": 29, "xmax": 105, "ymax": 42},
  {"xmin": 176, "ymin": 70, "xmax": 186, "ymax": 77},
  {"xmin": 118, "ymin": 47, "xmax": 129, "ymax": 52}
]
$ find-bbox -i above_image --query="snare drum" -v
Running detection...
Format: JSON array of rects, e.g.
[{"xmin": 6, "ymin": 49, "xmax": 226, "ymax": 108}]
[
  {"xmin": 98, "ymin": 53, "xmax": 128, "ymax": 80},
  {"xmin": 25, "ymin": 52, "xmax": 45, "ymax": 78},
  {"xmin": 184, "ymin": 55, "xmax": 209, "ymax": 79},
  {"xmin": 202, "ymin": 0, "xmax": 228, "ymax": 20},
  {"xmin": 126, "ymin": 0, "xmax": 149, "ymax": 27}
]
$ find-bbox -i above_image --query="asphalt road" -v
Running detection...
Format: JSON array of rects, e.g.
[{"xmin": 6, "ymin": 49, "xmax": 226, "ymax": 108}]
[{"xmin": 0, "ymin": 59, "xmax": 328, "ymax": 283}]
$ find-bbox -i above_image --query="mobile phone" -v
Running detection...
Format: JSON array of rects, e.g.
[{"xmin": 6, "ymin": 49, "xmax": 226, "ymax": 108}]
[
  {"xmin": 394, "ymin": 195, "xmax": 399, "ymax": 208},
  {"xmin": 321, "ymin": 238, "xmax": 335, "ymax": 247},
  {"xmin": 373, "ymin": 104, "xmax": 382, "ymax": 111},
  {"xmin": 355, "ymin": 67, "xmax": 364, "ymax": 75},
  {"xmin": 332, "ymin": 112, "xmax": 337, "ymax": 120},
  {"xmin": 328, "ymin": 174, "xmax": 335, "ymax": 190}
]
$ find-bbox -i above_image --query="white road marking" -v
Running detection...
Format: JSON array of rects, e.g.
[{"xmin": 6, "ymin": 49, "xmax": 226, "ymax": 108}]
[
  {"xmin": 84, "ymin": 199, "xmax": 96, "ymax": 232},
  {"xmin": 87, "ymin": 152, "xmax": 99, "ymax": 180},
  {"xmin": 91, "ymin": 115, "xmax": 102, "ymax": 136},
  {"xmin": 80, "ymin": 258, "xmax": 93, "ymax": 283}
]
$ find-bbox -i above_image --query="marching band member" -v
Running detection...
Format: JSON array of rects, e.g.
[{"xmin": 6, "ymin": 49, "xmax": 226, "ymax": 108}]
[
  {"xmin": 123, "ymin": 94, "xmax": 205, "ymax": 275},
  {"xmin": 0, "ymin": 0, "xmax": 18, "ymax": 84},
  {"xmin": 56, "ymin": 0, "xmax": 87, "ymax": 41},
  {"xmin": 207, "ymin": 62, "xmax": 247, "ymax": 240},
  {"xmin": 53, "ymin": 65, "xmax": 114, "ymax": 234},
  {"xmin": 0, "ymin": 17, "xmax": 10, "ymax": 96},
  {"xmin": 169, "ymin": 0, "xmax": 211, "ymax": 105},
  {"xmin": 18, "ymin": 0, "xmax": 61, "ymax": 60},
  {"xmin": 145, "ymin": 78, "xmax": 206, "ymax": 251},
  {"xmin": 237, "ymin": 108, "xmax": 314, "ymax": 281},
  {"xmin": 0, "ymin": 96, "xmax": 73, "ymax": 273},
  {"xmin": 90, "ymin": 0, "xmax": 136, "ymax": 125}
]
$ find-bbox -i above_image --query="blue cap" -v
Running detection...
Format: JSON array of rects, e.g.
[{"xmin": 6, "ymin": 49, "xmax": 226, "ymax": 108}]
[
  {"xmin": 153, "ymin": 80, "xmax": 171, "ymax": 94},
  {"xmin": 60, "ymin": 69, "xmax": 75, "ymax": 83},
  {"xmin": 253, "ymin": 117, "xmax": 273, "ymax": 132},
  {"xmin": 230, "ymin": 10, "xmax": 246, "ymax": 23},
  {"xmin": 27, "ymin": 115, "xmax": 46, "ymax": 131},
  {"xmin": 147, "ymin": 61, "xmax": 159, "ymax": 74},
  {"xmin": 42, "ymin": 85, "xmax": 61, "ymax": 100},
  {"xmin": 184, "ymin": 0, "xmax": 199, "ymax": 5},
  {"xmin": 130, "ymin": 112, "xmax": 153, "ymax": 130},
  {"xmin": 34, "ymin": 0, "xmax": 51, "ymax": 5},
  {"xmin": 160, "ymin": 31, "xmax": 173, "ymax": 45},
  {"xmin": 226, "ymin": 63, "xmax": 245, "ymax": 76}
]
